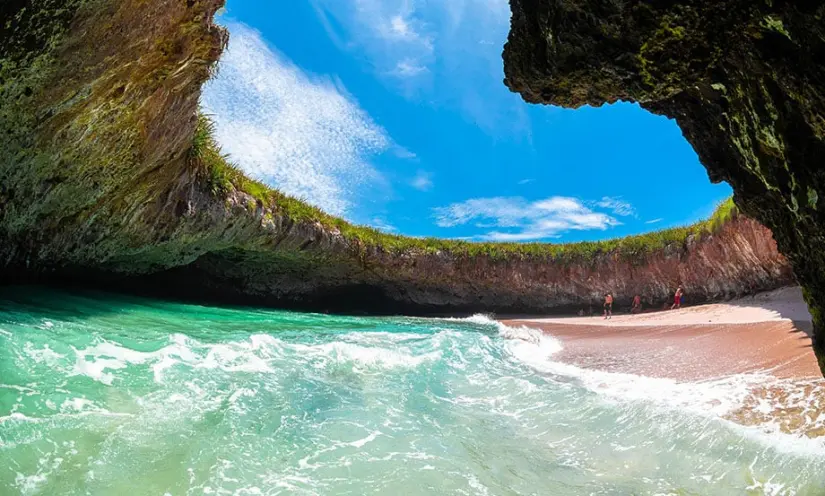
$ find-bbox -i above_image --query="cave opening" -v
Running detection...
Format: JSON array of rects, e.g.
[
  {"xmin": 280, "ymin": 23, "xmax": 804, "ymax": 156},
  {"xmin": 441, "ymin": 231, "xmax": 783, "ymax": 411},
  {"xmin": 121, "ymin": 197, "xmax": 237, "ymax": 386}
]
[{"xmin": 201, "ymin": 7, "xmax": 733, "ymax": 247}]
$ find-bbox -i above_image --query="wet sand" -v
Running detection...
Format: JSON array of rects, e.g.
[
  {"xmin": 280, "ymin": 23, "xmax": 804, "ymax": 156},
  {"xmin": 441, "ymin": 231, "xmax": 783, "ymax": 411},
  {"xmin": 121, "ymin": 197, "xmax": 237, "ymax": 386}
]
[
  {"xmin": 500, "ymin": 320, "xmax": 817, "ymax": 380},
  {"xmin": 502, "ymin": 286, "xmax": 817, "ymax": 381},
  {"xmin": 502, "ymin": 286, "xmax": 825, "ymax": 437}
]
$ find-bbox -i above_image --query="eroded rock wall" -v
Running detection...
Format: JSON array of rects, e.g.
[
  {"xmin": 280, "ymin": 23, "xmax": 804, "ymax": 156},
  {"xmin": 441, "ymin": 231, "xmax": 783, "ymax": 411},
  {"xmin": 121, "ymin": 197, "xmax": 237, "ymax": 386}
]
[
  {"xmin": 503, "ymin": 0, "xmax": 825, "ymax": 369},
  {"xmin": 129, "ymin": 213, "xmax": 791, "ymax": 315},
  {"xmin": 0, "ymin": 0, "xmax": 228, "ymax": 272}
]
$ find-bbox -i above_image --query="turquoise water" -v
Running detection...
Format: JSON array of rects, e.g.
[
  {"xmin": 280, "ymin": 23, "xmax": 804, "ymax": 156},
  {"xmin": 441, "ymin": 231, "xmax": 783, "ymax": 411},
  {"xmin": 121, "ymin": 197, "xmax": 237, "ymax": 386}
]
[{"xmin": 1, "ymin": 286, "xmax": 824, "ymax": 495}]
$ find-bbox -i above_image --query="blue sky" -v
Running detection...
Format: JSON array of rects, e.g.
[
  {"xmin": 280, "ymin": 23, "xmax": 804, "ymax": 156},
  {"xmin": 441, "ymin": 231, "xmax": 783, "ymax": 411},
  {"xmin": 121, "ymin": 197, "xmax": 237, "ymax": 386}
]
[{"xmin": 201, "ymin": 0, "xmax": 731, "ymax": 242}]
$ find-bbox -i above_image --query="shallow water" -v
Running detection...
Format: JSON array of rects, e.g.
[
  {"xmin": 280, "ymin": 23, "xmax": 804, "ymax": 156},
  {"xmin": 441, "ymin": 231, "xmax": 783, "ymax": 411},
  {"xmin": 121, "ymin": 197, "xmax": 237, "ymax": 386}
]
[{"xmin": 1, "ymin": 287, "xmax": 824, "ymax": 495}]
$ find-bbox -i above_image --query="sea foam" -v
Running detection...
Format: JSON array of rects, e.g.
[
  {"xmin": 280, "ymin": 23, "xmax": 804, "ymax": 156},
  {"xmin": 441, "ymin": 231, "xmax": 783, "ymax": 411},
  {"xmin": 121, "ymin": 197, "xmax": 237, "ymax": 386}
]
[{"xmin": 456, "ymin": 313, "xmax": 825, "ymax": 455}]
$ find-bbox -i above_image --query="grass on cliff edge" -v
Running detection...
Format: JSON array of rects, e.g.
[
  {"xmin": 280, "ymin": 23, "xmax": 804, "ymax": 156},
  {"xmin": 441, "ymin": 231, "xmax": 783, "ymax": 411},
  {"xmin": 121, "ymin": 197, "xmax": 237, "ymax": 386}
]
[{"xmin": 190, "ymin": 112, "xmax": 738, "ymax": 263}]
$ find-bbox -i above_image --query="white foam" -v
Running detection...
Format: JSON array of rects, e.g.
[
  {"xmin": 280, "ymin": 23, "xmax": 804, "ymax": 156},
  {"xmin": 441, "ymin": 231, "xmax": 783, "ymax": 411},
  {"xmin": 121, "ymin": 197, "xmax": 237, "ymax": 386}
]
[
  {"xmin": 66, "ymin": 328, "xmax": 442, "ymax": 388},
  {"xmin": 460, "ymin": 314, "xmax": 765, "ymax": 418},
  {"xmin": 458, "ymin": 314, "xmax": 500, "ymax": 326},
  {"xmin": 0, "ymin": 412, "xmax": 39, "ymax": 424},
  {"xmin": 314, "ymin": 341, "xmax": 440, "ymax": 370},
  {"xmin": 451, "ymin": 314, "xmax": 563, "ymax": 349},
  {"xmin": 466, "ymin": 474, "xmax": 492, "ymax": 496},
  {"xmin": 69, "ymin": 334, "xmax": 275, "ymax": 384},
  {"xmin": 347, "ymin": 430, "xmax": 382, "ymax": 448},
  {"xmin": 71, "ymin": 341, "xmax": 164, "ymax": 384},
  {"xmin": 59, "ymin": 397, "xmax": 98, "ymax": 413},
  {"xmin": 280, "ymin": 332, "xmax": 442, "ymax": 373},
  {"xmin": 196, "ymin": 343, "xmax": 273, "ymax": 374},
  {"xmin": 507, "ymin": 333, "xmax": 766, "ymax": 416},
  {"xmin": 23, "ymin": 342, "xmax": 65, "ymax": 365},
  {"xmin": 498, "ymin": 321, "xmax": 825, "ymax": 457},
  {"xmin": 338, "ymin": 330, "xmax": 433, "ymax": 344},
  {"xmin": 725, "ymin": 417, "xmax": 825, "ymax": 458},
  {"xmin": 14, "ymin": 472, "xmax": 47, "ymax": 495}
]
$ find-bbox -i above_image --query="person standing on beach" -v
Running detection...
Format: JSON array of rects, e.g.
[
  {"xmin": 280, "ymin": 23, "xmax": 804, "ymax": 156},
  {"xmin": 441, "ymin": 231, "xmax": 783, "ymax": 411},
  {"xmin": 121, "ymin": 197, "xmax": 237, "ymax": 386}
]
[
  {"xmin": 671, "ymin": 286, "xmax": 683, "ymax": 310},
  {"xmin": 631, "ymin": 294, "xmax": 641, "ymax": 314},
  {"xmin": 603, "ymin": 293, "xmax": 613, "ymax": 319}
]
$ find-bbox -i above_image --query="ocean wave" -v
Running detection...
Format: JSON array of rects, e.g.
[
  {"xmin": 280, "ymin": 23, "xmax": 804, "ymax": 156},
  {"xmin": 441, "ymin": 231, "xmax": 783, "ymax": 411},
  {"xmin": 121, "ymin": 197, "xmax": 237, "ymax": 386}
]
[
  {"xmin": 448, "ymin": 313, "xmax": 562, "ymax": 349},
  {"xmin": 63, "ymin": 328, "xmax": 444, "ymax": 387},
  {"xmin": 293, "ymin": 340, "xmax": 442, "ymax": 371},
  {"xmin": 8, "ymin": 286, "xmax": 825, "ymax": 495},
  {"xmin": 489, "ymin": 320, "xmax": 825, "ymax": 456},
  {"xmin": 23, "ymin": 310, "xmax": 825, "ymax": 457}
]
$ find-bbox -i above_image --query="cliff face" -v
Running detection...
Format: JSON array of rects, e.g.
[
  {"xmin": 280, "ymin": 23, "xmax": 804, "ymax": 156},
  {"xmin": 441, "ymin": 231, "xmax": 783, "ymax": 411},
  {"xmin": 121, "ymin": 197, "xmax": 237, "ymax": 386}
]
[
  {"xmin": 0, "ymin": 0, "xmax": 228, "ymax": 272},
  {"xmin": 0, "ymin": 1, "xmax": 794, "ymax": 320},
  {"xmin": 503, "ymin": 1, "xmax": 825, "ymax": 370},
  {"xmin": 144, "ymin": 213, "xmax": 791, "ymax": 315}
]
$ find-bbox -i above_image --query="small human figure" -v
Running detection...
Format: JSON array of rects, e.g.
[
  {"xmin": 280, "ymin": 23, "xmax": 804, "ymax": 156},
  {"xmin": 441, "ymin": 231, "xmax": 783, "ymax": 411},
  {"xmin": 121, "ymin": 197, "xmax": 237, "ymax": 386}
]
[
  {"xmin": 577, "ymin": 309, "xmax": 585, "ymax": 316},
  {"xmin": 631, "ymin": 294, "xmax": 642, "ymax": 314},
  {"xmin": 603, "ymin": 293, "xmax": 613, "ymax": 320},
  {"xmin": 671, "ymin": 286, "xmax": 683, "ymax": 310}
]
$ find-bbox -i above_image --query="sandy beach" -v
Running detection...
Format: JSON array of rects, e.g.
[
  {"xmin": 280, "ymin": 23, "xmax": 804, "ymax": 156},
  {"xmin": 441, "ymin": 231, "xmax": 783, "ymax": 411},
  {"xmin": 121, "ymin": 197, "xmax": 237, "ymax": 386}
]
[
  {"xmin": 503, "ymin": 286, "xmax": 825, "ymax": 437},
  {"xmin": 503, "ymin": 286, "xmax": 816, "ymax": 380}
]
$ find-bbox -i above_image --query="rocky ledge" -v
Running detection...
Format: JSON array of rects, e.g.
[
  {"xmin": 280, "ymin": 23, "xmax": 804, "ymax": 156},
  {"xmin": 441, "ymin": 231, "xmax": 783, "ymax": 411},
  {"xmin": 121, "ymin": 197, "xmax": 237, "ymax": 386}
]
[{"xmin": 0, "ymin": 2, "xmax": 797, "ymax": 321}]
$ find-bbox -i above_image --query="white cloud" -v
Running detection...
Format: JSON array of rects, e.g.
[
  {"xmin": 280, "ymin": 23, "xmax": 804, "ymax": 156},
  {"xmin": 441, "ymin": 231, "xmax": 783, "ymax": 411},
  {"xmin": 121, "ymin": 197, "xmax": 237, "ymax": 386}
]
[
  {"xmin": 433, "ymin": 196, "xmax": 621, "ymax": 241},
  {"xmin": 517, "ymin": 178, "xmax": 534, "ymax": 185},
  {"xmin": 311, "ymin": 0, "xmax": 528, "ymax": 135},
  {"xmin": 411, "ymin": 171, "xmax": 433, "ymax": 191},
  {"xmin": 645, "ymin": 218, "xmax": 663, "ymax": 224},
  {"xmin": 393, "ymin": 59, "xmax": 428, "ymax": 78},
  {"xmin": 369, "ymin": 217, "xmax": 397, "ymax": 232},
  {"xmin": 314, "ymin": 0, "xmax": 433, "ymax": 80},
  {"xmin": 201, "ymin": 23, "xmax": 393, "ymax": 217},
  {"xmin": 594, "ymin": 196, "xmax": 636, "ymax": 217},
  {"xmin": 390, "ymin": 15, "xmax": 411, "ymax": 36},
  {"xmin": 393, "ymin": 146, "xmax": 418, "ymax": 160},
  {"xmin": 387, "ymin": 15, "xmax": 426, "ymax": 44}
]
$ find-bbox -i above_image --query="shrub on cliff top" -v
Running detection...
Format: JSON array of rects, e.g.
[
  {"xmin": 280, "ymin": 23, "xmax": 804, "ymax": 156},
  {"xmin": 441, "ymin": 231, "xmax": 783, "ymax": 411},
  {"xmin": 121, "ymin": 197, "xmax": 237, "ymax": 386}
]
[{"xmin": 190, "ymin": 113, "xmax": 235, "ymax": 196}]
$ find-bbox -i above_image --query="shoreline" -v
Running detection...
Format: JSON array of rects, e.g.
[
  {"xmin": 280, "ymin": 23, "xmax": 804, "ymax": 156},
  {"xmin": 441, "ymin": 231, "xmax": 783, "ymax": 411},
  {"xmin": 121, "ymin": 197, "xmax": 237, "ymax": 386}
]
[
  {"xmin": 501, "ymin": 286, "xmax": 811, "ymax": 329},
  {"xmin": 501, "ymin": 286, "xmax": 825, "ymax": 438},
  {"xmin": 501, "ymin": 286, "xmax": 818, "ymax": 381}
]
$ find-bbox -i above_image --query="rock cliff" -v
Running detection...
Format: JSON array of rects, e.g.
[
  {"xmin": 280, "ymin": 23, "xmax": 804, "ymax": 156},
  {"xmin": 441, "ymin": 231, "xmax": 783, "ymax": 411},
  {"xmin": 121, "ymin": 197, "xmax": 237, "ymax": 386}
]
[
  {"xmin": 503, "ymin": 0, "xmax": 825, "ymax": 371},
  {"xmin": 140, "ymin": 211, "xmax": 791, "ymax": 315},
  {"xmin": 0, "ymin": 1, "xmax": 795, "ymax": 320}
]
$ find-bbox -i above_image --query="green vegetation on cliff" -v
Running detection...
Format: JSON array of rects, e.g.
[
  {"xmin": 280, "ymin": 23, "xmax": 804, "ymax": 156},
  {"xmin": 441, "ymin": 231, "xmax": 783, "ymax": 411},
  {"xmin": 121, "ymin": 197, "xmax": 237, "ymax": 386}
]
[{"xmin": 192, "ymin": 113, "xmax": 738, "ymax": 264}]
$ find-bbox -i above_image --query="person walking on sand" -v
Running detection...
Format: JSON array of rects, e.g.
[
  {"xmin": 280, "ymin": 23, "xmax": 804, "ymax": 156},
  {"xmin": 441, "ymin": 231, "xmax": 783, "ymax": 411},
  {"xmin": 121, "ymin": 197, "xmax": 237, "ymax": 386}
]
[
  {"xmin": 631, "ymin": 294, "xmax": 641, "ymax": 314},
  {"xmin": 603, "ymin": 293, "xmax": 613, "ymax": 319},
  {"xmin": 671, "ymin": 286, "xmax": 683, "ymax": 310}
]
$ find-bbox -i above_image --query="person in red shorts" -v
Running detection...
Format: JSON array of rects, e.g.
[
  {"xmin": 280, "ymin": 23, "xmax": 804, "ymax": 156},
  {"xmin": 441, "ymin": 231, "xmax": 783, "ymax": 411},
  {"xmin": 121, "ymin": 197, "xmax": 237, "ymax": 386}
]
[{"xmin": 671, "ymin": 286, "xmax": 683, "ymax": 310}]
